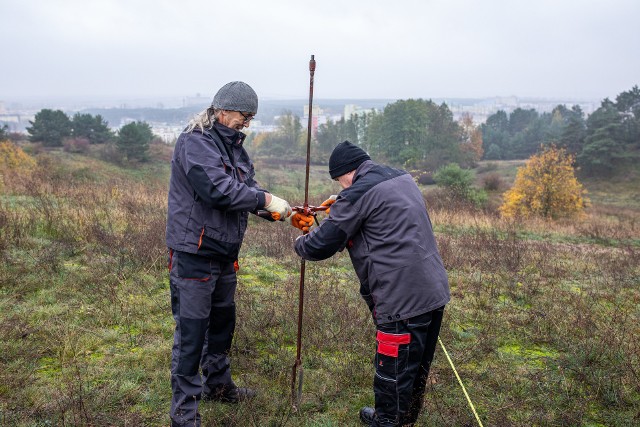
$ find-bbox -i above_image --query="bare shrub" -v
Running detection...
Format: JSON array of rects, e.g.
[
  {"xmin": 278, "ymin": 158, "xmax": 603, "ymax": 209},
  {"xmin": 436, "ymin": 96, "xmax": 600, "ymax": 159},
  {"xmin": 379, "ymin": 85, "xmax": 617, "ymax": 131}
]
[
  {"xmin": 477, "ymin": 162, "xmax": 499, "ymax": 173},
  {"xmin": 425, "ymin": 188, "xmax": 481, "ymax": 214},
  {"xmin": 97, "ymin": 142, "xmax": 123, "ymax": 164},
  {"xmin": 438, "ymin": 227, "xmax": 530, "ymax": 274},
  {"xmin": 574, "ymin": 205, "xmax": 639, "ymax": 243},
  {"xmin": 244, "ymin": 218, "xmax": 299, "ymax": 259},
  {"xmin": 0, "ymin": 203, "xmax": 8, "ymax": 252},
  {"xmin": 63, "ymin": 137, "xmax": 90, "ymax": 154},
  {"xmin": 410, "ymin": 169, "xmax": 435, "ymax": 185},
  {"xmin": 482, "ymin": 172, "xmax": 505, "ymax": 191}
]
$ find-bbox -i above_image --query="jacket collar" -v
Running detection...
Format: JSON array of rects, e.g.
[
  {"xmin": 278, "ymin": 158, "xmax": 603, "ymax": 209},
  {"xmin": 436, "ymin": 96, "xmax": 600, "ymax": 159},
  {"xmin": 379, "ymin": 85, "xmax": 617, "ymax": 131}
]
[
  {"xmin": 211, "ymin": 121, "xmax": 246, "ymax": 147},
  {"xmin": 352, "ymin": 160, "xmax": 375, "ymax": 184}
]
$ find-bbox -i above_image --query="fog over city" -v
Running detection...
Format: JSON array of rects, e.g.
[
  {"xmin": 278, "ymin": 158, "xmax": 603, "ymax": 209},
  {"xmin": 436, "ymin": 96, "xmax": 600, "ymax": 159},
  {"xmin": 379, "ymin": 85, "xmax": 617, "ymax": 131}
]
[{"xmin": 1, "ymin": 0, "xmax": 639, "ymax": 108}]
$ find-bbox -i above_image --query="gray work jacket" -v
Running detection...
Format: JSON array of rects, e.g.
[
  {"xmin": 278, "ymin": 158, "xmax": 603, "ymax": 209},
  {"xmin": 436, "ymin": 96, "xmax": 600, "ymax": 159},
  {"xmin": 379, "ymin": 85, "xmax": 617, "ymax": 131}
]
[
  {"xmin": 295, "ymin": 160, "xmax": 450, "ymax": 324},
  {"xmin": 166, "ymin": 122, "xmax": 267, "ymax": 261}
]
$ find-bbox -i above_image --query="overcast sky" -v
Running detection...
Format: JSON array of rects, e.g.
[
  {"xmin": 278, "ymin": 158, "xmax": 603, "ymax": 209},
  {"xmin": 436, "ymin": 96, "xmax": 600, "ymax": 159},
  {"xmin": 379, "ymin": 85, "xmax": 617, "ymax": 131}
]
[{"xmin": 1, "ymin": 0, "xmax": 639, "ymax": 104}]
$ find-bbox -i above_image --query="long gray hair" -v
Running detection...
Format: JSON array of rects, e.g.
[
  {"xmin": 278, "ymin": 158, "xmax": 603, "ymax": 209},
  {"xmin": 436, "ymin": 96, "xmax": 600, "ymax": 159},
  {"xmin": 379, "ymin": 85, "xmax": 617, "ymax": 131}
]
[{"xmin": 185, "ymin": 107, "xmax": 222, "ymax": 133}]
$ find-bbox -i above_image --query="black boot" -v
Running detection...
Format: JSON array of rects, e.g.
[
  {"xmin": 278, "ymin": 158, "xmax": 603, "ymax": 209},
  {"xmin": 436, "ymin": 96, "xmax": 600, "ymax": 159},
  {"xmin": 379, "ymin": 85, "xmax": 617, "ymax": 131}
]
[
  {"xmin": 359, "ymin": 407, "xmax": 375, "ymax": 425},
  {"xmin": 203, "ymin": 386, "xmax": 256, "ymax": 404}
]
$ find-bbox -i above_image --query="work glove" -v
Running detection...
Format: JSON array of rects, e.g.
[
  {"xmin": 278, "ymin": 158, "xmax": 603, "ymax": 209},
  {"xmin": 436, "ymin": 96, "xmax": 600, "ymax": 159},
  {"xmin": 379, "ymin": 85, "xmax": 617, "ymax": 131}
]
[
  {"xmin": 286, "ymin": 212, "xmax": 315, "ymax": 232},
  {"xmin": 264, "ymin": 194, "xmax": 292, "ymax": 221},
  {"xmin": 320, "ymin": 195, "xmax": 337, "ymax": 215}
]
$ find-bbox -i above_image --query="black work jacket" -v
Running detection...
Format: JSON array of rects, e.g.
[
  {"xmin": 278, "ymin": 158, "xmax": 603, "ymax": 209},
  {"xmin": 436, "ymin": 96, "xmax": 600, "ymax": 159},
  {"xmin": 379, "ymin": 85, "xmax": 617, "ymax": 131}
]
[
  {"xmin": 166, "ymin": 122, "xmax": 267, "ymax": 261},
  {"xmin": 295, "ymin": 160, "xmax": 450, "ymax": 324}
]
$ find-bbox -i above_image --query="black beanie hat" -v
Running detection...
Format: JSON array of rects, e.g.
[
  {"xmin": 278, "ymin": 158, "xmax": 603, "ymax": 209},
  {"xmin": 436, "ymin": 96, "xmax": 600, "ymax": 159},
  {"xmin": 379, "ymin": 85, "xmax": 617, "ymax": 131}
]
[{"xmin": 329, "ymin": 141, "xmax": 371, "ymax": 179}]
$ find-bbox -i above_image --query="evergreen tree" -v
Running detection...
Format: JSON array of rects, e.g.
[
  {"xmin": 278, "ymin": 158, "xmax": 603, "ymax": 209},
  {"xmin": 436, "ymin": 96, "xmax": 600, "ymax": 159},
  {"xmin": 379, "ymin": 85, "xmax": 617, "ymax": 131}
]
[
  {"xmin": 116, "ymin": 121, "xmax": 153, "ymax": 162},
  {"xmin": 481, "ymin": 110, "xmax": 510, "ymax": 158},
  {"xmin": 511, "ymin": 114, "xmax": 547, "ymax": 159},
  {"xmin": 559, "ymin": 106, "xmax": 586, "ymax": 156},
  {"xmin": 615, "ymin": 86, "xmax": 640, "ymax": 161},
  {"xmin": 508, "ymin": 108, "xmax": 538, "ymax": 135},
  {"xmin": 485, "ymin": 143, "xmax": 502, "ymax": 160},
  {"xmin": 615, "ymin": 85, "xmax": 640, "ymax": 114},
  {"xmin": 26, "ymin": 109, "xmax": 72, "ymax": 146},
  {"xmin": 72, "ymin": 113, "xmax": 113, "ymax": 144},
  {"xmin": 579, "ymin": 99, "xmax": 624, "ymax": 175}
]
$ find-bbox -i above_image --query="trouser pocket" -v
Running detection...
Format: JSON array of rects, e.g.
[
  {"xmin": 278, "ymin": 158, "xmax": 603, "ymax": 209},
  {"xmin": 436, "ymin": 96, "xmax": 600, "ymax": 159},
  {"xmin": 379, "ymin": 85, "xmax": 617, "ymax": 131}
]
[
  {"xmin": 374, "ymin": 326, "xmax": 417, "ymax": 425},
  {"xmin": 176, "ymin": 251, "xmax": 212, "ymax": 281},
  {"xmin": 377, "ymin": 330, "xmax": 411, "ymax": 357}
]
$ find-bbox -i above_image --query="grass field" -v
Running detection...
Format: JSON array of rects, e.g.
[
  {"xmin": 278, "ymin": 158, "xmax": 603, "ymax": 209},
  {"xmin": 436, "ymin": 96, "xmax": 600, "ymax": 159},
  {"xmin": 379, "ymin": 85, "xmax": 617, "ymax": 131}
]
[{"xmin": 1, "ymin": 147, "xmax": 639, "ymax": 426}]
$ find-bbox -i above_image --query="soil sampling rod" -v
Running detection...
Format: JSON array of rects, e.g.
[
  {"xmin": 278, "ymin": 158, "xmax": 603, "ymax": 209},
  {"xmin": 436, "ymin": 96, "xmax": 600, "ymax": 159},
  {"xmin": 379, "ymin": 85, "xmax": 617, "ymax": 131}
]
[{"xmin": 291, "ymin": 54, "xmax": 316, "ymax": 409}]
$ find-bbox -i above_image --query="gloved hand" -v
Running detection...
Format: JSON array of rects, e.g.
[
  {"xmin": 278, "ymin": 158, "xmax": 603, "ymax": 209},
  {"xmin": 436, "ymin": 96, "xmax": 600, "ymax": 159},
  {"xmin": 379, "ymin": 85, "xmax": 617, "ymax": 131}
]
[
  {"xmin": 264, "ymin": 194, "xmax": 292, "ymax": 221},
  {"xmin": 286, "ymin": 212, "xmax": 315, "ymax": 232},
  {"xmin": 320, "ymin": 195, "xmax": 337, "ymax": 215}
]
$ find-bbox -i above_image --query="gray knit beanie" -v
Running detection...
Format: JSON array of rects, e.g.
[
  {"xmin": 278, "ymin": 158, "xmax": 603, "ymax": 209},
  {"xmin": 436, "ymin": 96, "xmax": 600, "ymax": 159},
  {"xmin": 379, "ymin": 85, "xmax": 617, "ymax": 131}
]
[
  {"xmin": 212, "ymin": 81, "xmax": 258, "ymax": 113},
  {"xmin": 329, "ymin": 141, "xmax": 371, "ymax": 179}
]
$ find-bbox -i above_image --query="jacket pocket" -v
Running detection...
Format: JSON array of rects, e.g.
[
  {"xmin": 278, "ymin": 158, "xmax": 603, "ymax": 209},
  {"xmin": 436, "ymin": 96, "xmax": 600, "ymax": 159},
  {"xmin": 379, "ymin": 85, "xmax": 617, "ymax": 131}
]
[{"xmin": 237, "ymin": 163, "xmax": 255, "ymax": 186}]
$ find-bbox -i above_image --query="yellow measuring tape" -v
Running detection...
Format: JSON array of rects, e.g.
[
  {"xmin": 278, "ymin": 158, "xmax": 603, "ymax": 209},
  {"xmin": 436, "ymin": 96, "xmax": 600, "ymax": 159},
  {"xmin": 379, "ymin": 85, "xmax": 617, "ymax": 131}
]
[{"xmin": 438, "ymin": 337, "xmax": 484, "ymax": 427}]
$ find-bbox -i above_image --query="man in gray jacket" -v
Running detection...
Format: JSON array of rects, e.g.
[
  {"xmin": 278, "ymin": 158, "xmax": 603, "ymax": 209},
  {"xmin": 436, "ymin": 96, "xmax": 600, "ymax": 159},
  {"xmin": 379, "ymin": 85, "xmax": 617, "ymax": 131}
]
[
  {"xmin": 295, "ymin": 141, "xmax": 450, "ymax": 426},
  {"xmin": 166, "ymin": 81, "xmax": 297, "ymax": 427}
]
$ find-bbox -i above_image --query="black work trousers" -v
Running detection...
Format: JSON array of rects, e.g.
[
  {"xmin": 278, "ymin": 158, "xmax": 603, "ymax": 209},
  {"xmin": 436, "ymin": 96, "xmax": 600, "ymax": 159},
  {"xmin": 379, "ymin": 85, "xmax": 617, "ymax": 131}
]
[{"xmin": 372, "ymin": 306, "xmax": 445, "ymax": 426}]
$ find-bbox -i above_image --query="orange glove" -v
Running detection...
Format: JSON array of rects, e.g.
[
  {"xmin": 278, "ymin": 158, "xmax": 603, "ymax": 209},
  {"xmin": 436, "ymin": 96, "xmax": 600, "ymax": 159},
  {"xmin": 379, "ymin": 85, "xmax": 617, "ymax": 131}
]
[
  {"xmin": 286, "ymin": 212, "xmax": 315, "ymax": 232},
  {"xmin": 320, "ymin": 195, "xmax": 337, "ymax": 215}
]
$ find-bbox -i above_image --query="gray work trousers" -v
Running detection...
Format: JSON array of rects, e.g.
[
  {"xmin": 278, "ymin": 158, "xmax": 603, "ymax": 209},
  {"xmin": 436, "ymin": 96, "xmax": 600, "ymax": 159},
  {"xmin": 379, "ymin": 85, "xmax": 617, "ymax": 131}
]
[{"xmin": 168, "ymin": 250, "xmax": 237, "ymax": 427}]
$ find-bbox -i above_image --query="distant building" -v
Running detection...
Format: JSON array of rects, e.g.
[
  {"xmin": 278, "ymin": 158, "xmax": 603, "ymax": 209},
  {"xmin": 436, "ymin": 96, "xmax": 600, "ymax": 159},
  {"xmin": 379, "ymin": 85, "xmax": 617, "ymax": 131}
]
[
  {"xmin": 0, "ymin": 110, "xmax": 34, "ymax": 132},
  {"xmin": 303, "ymin": 105, "xmax": 324, "ymax": 137},
  {"xmin": 344, "ymin": 104, "xmax": 377, "ymax": 119},
  {"xmin": 303, "ymin": 105, "xmax": 322, "ymax": 118},
  {"xmin": 150, "ymin": 123, "xmax": 183, "ymax": 144}
]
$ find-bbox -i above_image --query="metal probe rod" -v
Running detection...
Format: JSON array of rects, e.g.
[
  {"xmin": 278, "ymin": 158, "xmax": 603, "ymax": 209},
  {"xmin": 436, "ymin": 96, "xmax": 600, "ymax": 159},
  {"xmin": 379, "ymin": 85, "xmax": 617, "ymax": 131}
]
[{"xmin": 291, "ymin": 54, "xmax": 316, "ymax": 408}]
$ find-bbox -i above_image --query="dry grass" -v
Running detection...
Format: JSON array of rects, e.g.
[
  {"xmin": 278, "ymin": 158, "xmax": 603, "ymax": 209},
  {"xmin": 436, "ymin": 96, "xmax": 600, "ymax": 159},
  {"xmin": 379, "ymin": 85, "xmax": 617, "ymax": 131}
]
[{"xmin": 0, "ymin": 152, "xmax": 639, "ymax": 426}]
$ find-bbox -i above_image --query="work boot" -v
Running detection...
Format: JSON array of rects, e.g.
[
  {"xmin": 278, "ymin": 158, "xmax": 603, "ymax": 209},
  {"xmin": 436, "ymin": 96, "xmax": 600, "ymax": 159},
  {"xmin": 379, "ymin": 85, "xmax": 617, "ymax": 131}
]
[
  {"xmin": 170, "ymin": 413, "xmax": 200, "ymax": 427},
  {"xmin": 359, "ymin": 407, "xmax": 375, "ymax": 425},
  {"xmin": 202, "ymin": 386, "xmax": 256, "ymax": 404},
  {"xmin": 171, "ymin": 420, "xmax": 200, "ymax": 427}
]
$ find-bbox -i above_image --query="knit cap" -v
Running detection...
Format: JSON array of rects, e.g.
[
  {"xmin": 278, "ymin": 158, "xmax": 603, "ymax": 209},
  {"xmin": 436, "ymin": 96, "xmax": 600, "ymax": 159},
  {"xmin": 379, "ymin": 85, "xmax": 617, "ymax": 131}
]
[
  {"xmin": 329, "ymin": 141, "xmax": 371, "ymax": 179},
  {"xmin": 212, "ymin": 81, "xmax": 258, "ymax": 113}
]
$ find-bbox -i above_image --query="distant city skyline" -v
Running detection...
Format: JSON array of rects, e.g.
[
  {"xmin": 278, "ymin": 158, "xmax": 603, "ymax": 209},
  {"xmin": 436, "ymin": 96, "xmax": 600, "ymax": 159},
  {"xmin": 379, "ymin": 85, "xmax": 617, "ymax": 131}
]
[
  {"xmin": 0, "ymin": 92, "xmax": 604, "ymax": 112},
  {"xmin": 1, "ymin": 1, "xmax": 638, "ymax": 104},
  {"xmin": 0, "ymin": 94, "xmax": 603, "ymax": 139}
]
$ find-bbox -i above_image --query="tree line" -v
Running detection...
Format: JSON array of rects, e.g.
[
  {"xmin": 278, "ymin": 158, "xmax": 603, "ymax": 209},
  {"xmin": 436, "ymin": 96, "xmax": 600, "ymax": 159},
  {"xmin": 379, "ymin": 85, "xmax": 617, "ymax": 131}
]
[
  {"xmin": 25, "ymin": 110, "xmax": 154, "ymax": 162},
  {"xmin": 22, "ymin": 84, "xmax": 638, "ymax": 176},
  {"xmin": 247, "ymin": 99, "xmax": 484, "ymax": 172},
  {"xmin": 248, "ymin": 85, "xmax": 639, "ymax": 179},
  {"xmin": 482, "ymin": 85, "xmax": 640, "ymax": 176}
]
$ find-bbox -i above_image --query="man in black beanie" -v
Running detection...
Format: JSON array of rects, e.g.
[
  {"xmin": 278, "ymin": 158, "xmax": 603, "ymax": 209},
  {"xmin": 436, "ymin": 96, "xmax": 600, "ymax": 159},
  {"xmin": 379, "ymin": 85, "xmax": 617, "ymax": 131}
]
[
  {"xmin": 328, "ymin": 140, "xmax": 371, "ymax": 180},
  {"xmin": 295, "ymin": 140, "xmax": 450, "ymax": 426}
]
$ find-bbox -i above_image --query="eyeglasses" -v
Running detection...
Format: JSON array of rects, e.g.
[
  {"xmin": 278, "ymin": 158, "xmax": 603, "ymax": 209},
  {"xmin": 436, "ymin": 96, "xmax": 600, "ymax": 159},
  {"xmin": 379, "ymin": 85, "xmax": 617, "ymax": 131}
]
[{"xmin": 238, "ymin": 111, "xmax": 255, "ymax": 123}]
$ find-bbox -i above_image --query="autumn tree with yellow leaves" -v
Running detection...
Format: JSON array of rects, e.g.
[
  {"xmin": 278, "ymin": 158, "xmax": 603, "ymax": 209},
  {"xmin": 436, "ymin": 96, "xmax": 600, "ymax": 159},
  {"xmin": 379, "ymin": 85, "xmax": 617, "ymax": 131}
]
[
  {"xmin": 500, "ymin": 145, "xmax": 588, "ymax": 219},
  {"xmin": 0, "ymin": 140, "xmax": 37, "ymax": 192},
  {"xmin": 0, "ymin": 140, "xmax": 36, "ymax": 172}
]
